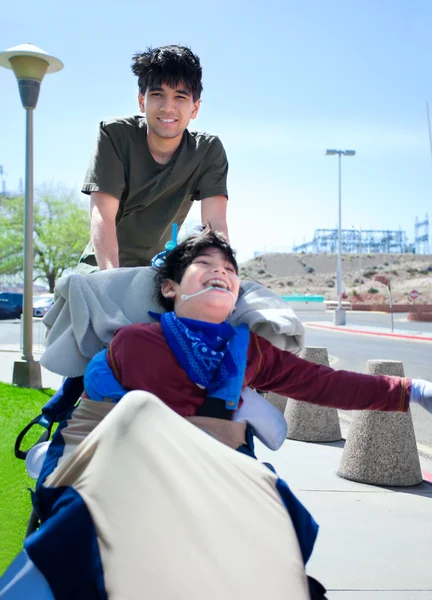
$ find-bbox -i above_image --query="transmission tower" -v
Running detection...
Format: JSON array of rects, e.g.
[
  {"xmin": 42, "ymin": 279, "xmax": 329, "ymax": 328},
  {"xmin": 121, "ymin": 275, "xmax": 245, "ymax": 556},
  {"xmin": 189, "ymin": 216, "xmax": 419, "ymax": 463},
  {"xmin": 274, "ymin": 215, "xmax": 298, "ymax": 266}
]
[{"xmin": 414, "ymin": 214, "xmax": 430, "ymax": 254}]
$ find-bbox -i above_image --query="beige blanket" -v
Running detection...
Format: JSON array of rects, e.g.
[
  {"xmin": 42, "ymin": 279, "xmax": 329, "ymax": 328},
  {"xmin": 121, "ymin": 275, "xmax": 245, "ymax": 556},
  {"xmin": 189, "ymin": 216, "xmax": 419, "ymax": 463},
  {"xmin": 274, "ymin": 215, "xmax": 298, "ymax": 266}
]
[{"xmin": 45, "ymin": 391, "xmax": 309, "ymax": 600}]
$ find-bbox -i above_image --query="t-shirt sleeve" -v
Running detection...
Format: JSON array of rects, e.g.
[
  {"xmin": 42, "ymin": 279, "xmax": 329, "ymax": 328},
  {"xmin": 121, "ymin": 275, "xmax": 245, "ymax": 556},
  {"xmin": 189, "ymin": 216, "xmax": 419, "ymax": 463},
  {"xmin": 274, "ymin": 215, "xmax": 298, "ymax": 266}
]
[
  {"xmin": 247, "ymin": 333, "xmax": 410, "ymax": 413},
  {"xmin": 81, "ymin": 122, "xmax": 126, "ymax": 200},
  {"xmin": 192, "ymin": 137, "xmax": 228, "ymax": 201}
]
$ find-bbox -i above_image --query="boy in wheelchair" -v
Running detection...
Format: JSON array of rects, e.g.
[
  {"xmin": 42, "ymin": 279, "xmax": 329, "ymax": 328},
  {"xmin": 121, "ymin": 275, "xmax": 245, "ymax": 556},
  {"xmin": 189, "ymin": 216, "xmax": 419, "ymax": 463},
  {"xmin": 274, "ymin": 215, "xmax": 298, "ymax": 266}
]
[
  {"xmin": 84, "ymin": 227, "xmax": 430, "ymax": 437},
  {"xmin": 2, "ymin": 229, "xmax": 432, "ymax": 600}
]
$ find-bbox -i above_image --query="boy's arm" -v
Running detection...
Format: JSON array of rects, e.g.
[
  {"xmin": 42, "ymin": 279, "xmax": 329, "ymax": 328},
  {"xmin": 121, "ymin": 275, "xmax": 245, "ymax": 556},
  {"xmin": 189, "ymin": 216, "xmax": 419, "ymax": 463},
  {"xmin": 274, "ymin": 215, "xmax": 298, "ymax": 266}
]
[
  {"xmin": 82, "ymin": 122, "xmax": 126, "ymax": 270},
  {"xmin": 194, "ymin": 137, "xmax": 229, "ymax": 239},
  {"xmin": 90, "ymin": 191, "xmax": 120, "ymax": 270},
  {"xmin": 247, "ymin": 333, "xmax": 410, "ymax": 413},
  {"xmin": 107, "ymin": 326, "xmax": 144, "ymax": 390},
  {"xmin": 106, "ymin": 324, "xmax": 167, "ymax": 392},
  {"xmin": 201, "ymin": 195, "xmax": 228, "ymax": 239}
]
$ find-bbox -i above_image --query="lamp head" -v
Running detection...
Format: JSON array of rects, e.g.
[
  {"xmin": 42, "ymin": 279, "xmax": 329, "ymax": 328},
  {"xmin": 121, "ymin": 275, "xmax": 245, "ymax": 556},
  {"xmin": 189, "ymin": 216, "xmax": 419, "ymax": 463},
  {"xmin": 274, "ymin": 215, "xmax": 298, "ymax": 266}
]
[{"xmin": 0, "ymin": 44, "xmax": 63, "ymax": 109}]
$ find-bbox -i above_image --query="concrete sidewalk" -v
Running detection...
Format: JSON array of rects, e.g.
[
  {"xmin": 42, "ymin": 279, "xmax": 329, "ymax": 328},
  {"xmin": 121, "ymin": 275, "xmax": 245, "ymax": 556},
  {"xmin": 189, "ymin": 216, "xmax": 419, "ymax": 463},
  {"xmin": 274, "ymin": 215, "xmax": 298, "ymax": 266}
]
[
  {"xmin": 0, "ymin": 346, "xmax": 62, "ymax": 389},
  {"xmin": 256, "ymin": 438, "xmax": 432, "ymax": 598}
]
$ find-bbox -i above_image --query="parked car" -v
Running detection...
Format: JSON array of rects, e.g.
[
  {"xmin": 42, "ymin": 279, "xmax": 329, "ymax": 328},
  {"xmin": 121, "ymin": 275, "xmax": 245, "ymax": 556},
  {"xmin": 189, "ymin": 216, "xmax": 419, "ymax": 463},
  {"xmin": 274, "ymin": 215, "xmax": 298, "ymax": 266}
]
[
  {"xmin": 33, "ymin": 294, "xmax": 54, "ymax": 318},
  {"xmin": 0, "ymin": 292, "xmax": 23, "ymax": 320}
]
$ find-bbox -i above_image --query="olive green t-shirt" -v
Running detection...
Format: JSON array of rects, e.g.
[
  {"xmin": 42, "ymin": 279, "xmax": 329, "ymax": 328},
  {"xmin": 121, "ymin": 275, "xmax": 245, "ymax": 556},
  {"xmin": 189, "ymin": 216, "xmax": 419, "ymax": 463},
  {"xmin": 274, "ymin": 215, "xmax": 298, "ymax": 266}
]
[{"xmin": 78, "ymin": 116, "xmax": 228, "ymax": 271}]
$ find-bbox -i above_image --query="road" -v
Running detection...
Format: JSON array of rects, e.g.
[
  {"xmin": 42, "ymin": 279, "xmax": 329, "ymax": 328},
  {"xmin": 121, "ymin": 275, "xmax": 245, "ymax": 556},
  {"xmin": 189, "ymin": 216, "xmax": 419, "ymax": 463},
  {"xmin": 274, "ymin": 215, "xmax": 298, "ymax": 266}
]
[
  {"xmin": 1, "ymin": 311, "xmax": 432, "ymax": 449},
  {"xmin": 0, "ymin": 318, "xmax": 46, "ymax": 351},
  {"xmin": 301, "ymin": 316, "xmax": 432, "ymax": 379}
]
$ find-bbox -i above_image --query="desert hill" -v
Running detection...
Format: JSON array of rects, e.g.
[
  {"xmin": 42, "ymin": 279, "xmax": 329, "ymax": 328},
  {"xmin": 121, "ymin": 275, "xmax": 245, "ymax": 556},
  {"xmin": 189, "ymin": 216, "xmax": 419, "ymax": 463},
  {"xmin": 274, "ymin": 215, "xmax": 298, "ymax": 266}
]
[{"xmin": 240, "ymin": 253, "xmax": 432, "ymax": 304}]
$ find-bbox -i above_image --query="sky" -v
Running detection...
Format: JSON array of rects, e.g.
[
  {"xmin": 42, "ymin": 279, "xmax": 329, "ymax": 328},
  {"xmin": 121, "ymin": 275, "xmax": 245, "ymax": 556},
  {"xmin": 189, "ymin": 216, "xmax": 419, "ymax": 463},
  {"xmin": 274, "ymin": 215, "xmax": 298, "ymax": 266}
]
[{"xmin": 1, "ymin": 0, "xmax": 431, "ymax": 262}]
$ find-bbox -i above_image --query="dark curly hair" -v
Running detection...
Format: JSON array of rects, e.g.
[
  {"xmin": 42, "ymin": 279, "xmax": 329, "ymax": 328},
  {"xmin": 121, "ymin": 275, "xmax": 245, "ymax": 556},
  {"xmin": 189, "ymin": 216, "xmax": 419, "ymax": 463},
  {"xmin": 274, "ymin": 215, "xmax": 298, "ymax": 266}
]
[
  {"xmin": 154, "ymin": 228, "xmax": 238, "ymax": 311},
  {"xmin": 131, "ymin": 45, "xmax": 203, "ymax": 102}
]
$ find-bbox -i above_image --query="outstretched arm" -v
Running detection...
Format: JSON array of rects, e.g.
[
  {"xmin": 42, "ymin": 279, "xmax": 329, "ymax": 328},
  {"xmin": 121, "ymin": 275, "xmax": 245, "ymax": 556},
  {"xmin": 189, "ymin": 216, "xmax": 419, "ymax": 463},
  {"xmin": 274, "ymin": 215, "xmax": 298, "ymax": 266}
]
[{"xmin": 247, "ymin": 333, "xmax": 411, "ymax": 413}]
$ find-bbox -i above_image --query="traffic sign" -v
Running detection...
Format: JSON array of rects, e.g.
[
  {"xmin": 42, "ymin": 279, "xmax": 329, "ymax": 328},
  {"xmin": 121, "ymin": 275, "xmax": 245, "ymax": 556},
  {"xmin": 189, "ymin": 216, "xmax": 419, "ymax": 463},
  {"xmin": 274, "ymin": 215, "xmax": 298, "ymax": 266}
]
[{"xmin": 409, "ymin": 290, "xmax": 420, "ymax": 301}]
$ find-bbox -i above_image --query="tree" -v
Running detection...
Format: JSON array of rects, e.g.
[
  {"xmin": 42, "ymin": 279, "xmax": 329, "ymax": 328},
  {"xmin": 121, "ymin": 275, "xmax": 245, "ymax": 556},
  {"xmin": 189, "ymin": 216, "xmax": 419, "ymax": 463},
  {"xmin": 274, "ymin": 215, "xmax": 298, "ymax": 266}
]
[
  {"xmin": 0, "ymin": 194, "xmax": 25, "ymax": 277},
  {"xmin": 0, "ymin": 184, "xmax": 90, "ymax": 292}
]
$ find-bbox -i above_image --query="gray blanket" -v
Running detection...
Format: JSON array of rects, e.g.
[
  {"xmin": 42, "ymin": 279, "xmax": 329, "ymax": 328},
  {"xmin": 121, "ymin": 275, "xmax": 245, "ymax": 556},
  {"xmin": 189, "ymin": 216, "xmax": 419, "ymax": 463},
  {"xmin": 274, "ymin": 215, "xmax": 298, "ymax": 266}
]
[{"xmin": 41, "ymin": 267, "xmax": 304, "ymax": 376}]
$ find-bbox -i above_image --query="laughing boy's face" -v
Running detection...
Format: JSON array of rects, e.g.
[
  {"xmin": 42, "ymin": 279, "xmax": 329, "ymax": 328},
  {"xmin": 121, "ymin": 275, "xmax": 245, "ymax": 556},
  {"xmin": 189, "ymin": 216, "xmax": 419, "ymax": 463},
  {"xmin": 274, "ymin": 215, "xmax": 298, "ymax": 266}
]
[{"xmin": 161, "ymin": 247, "xmax": 240, "ymax": 323}]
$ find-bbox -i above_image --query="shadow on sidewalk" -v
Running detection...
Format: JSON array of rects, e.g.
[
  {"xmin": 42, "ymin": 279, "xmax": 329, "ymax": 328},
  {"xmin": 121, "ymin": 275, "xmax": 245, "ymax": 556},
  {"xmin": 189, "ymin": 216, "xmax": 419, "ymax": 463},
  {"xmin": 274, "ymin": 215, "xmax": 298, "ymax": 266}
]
[
  {"xmin": 379, "ymin": 480, "xmax": 432, "ymax": 498},
  {"xmin": 300, "ymin": 439, "xmax": 432, "ymax": 497},
  {"xmin": 308, "ymin": 439, "xmax": 346, "ymax": 449}
]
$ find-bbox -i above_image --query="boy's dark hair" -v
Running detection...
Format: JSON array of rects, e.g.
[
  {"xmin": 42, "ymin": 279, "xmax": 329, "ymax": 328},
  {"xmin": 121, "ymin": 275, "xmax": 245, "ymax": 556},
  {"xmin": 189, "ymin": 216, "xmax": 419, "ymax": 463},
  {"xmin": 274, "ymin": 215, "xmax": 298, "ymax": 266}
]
[
  {"xmin": 131, "ymin": 45, "xmax": 203, "ymax": 102},
  {"xmin": 155, "ymin": 228, "xmax": 238, "ymax": 311}
]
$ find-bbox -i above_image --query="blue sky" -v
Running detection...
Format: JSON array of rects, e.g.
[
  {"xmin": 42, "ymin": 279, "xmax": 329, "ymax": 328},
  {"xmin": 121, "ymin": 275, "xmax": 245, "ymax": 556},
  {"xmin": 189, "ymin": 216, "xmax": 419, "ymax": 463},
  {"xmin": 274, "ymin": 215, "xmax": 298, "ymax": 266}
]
[{"xmin": 1, "ymin": 0, "xmax": 431, "ymax": 261}]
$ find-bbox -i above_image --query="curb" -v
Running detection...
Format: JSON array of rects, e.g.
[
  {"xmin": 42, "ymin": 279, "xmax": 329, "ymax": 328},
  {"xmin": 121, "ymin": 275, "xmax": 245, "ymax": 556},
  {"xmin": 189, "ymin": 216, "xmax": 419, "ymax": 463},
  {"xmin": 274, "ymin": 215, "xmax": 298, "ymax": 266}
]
[
  {"xmin": 423, "ymin": 471, "xmax": 432, "ymax": 484},
  {"xmin": 335, "ymin": 310, "xmax": 389, "ymax": 315},
  {"xmin": 0, "ymin": 347, "xmax": 44, "ymax": 355},
  {"xmin": 304, "ymin": 322, "xmax": 432, "ymax": 342},
  {"xmin": 416, "ymin": 442, "xmax": 432, "ymax": 461},
  {"xmin": 0, "ymin": 317, "xmax": 42, "ymax": 323}
]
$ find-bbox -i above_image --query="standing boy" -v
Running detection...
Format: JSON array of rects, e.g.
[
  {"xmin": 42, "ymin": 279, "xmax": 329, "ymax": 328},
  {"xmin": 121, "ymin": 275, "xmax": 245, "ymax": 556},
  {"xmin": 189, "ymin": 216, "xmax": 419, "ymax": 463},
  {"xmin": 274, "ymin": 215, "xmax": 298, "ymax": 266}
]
[{"xmin": 78, "ymin": 45, "xmax": 229, "ymax": 273}]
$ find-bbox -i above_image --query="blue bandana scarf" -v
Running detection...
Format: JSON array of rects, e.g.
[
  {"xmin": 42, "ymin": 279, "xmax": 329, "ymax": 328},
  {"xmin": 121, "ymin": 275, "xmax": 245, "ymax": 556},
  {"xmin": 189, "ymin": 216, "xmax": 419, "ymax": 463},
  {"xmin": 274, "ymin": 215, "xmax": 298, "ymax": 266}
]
[{"xmin": 149, "ymin": 312, "xmax": 250, "ymax": 411}]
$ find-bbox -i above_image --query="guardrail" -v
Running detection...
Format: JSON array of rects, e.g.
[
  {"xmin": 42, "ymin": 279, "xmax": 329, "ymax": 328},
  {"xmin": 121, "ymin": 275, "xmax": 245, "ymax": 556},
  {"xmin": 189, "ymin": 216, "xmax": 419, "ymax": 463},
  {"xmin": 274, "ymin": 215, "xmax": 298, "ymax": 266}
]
[
  {"xmin": 323, "ymin": 300, "xmax": 353, "ymax": 311},
  {"xmin": 19, "ymin": 317, "xmax": 46, "ymax": 355},
  {"xmin": 281, "ymin": 295, "xmax": 326, "ymax": 312}
]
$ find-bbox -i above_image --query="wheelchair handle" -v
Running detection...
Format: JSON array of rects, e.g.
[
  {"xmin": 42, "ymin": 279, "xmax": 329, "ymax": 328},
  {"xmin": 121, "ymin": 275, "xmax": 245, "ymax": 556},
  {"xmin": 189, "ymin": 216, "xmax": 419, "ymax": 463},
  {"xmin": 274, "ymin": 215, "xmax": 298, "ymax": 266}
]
[{"xmin": 14, "ymin": 414, "xmax": 53, "ymax": 460}]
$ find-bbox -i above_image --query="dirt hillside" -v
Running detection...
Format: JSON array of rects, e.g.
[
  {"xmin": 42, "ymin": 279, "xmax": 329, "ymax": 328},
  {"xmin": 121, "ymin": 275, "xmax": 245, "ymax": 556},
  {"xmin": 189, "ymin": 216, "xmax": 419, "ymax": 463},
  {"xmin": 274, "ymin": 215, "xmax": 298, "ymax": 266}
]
[{"xmin": 240, "ymin": 253, "xmax": 432, "ymax": 304}]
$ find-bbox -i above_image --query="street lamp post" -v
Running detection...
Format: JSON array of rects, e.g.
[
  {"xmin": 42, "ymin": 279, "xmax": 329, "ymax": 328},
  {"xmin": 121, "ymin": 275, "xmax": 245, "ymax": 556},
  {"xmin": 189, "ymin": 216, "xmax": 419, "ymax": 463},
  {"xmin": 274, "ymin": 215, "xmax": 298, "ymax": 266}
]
[
  {"xmin": 351, "ymin": 225, "xmax": 363, "ymax": 293},
  {"xmin": 325, "ymin": 149, "xmax": 356, "ymax": 326},
  {"xmin": 0, "ymin": 44, "xmax": 63, "ymax": 387}
]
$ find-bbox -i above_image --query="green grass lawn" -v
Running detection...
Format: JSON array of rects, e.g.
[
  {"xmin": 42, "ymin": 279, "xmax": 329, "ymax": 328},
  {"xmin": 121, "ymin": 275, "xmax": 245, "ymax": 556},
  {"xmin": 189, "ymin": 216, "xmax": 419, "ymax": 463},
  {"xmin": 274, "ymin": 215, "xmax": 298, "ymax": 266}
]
[{"xmin": 0, "ymin": 382, "xmax": 55, "ymax": 574}]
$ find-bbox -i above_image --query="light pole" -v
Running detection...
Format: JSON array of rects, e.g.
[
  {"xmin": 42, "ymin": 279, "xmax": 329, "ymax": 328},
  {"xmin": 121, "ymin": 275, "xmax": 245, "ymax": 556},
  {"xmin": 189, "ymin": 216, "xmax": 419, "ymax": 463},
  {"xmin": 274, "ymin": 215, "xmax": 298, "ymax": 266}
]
[
  {"xmin": 374, "ymin": 275, "xmax": 394, "ymax": 332},
  {"xmin": 0, "ymin": 44, "xmax": 63, "ymax": 387},
  {"xmin": 325, "ymin": 149, "xmax": 356, "ymax": 326},
  {"xmin": 351, "ymin": 225, "xmax": 363, "ymax": 293}
]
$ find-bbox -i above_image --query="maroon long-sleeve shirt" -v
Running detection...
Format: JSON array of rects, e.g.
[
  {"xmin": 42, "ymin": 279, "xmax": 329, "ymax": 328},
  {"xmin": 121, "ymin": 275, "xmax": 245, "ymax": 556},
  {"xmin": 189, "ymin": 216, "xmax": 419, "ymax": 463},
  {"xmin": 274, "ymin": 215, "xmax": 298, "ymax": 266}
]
[{"xmin": 107, "ymin": 322, "xmax": 410, "ymax": 418}]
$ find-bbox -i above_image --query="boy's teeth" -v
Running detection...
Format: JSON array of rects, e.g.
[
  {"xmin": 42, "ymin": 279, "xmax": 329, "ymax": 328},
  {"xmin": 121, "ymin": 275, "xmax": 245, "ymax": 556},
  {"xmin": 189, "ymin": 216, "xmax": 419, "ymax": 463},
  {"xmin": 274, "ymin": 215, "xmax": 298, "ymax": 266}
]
[{"xmin": 207, "ymin": 279, "xmax": 228, "ymax": 289}]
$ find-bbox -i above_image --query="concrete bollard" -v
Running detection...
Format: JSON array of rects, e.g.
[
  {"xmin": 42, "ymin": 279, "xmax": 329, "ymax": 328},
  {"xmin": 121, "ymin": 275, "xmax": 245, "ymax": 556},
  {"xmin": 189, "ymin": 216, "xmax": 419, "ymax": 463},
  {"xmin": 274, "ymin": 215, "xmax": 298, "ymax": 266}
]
[
  {"xmin": 284, "ymin": 347, "xmax": 342, "ymax": 442},
  {"xmin": 264, "ymin": 392, "xmax": 288, "ymax": 415},
  {"xmin": 338, "ymin": 359, "xmax": 422, "ymax": 487}
]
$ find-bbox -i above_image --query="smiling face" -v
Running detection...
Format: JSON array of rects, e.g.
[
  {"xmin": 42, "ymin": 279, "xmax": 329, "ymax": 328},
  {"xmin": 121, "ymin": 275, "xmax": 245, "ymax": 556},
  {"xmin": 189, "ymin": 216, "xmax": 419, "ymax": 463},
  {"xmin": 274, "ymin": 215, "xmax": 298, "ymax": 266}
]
[
  {"xmin": 139, "ymin": 81, "xmax": 200, "ymax": 143},
  {"xmin": 161, "ymin": 247, "xmax": 240, "ymax": 323}
]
